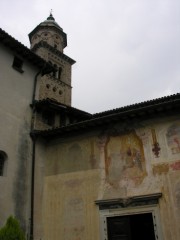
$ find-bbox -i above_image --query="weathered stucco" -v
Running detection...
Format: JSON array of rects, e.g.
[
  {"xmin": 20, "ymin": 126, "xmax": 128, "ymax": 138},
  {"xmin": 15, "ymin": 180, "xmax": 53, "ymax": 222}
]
[
  {"xmin": 43, "ymin": 170, "xmax": 101, "ymax": 240},
  {"xmin": 0, "ymin": 43, "xmax": 40, "ymax": 233},
  {"xmin": 34, "ymin": 116, "xmax": 180, "ymax": 240}
]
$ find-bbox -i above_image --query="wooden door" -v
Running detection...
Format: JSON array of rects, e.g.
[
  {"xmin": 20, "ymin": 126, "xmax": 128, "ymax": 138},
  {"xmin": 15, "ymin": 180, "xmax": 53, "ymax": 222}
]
[
  {"xmin": 107, "ymin": 216, "xmax": 131, "ymax": 240},
  {"xmin": 107, "ymin": 213, "xmax": 156, "ymax": 240}
]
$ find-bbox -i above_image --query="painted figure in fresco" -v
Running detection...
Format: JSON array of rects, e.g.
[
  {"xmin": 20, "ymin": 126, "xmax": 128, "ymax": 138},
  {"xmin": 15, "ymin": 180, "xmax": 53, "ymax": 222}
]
[
  {"xmin": 106, "ymin": 131, "xmax": 146, "ymax": 186},
  {"xmin": 167, "ymin": 123, "xmax": 180, "ymax": 154},
  {"xmin": 126, "ymin": 147, "xmax": 143, "ymax": 170}
]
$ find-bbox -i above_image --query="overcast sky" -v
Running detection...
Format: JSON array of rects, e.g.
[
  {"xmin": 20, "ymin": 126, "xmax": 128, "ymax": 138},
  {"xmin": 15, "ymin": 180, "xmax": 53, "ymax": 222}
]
[{"xmin": 1, "ymin": 0, "xmax": 180, "ymax": 113}]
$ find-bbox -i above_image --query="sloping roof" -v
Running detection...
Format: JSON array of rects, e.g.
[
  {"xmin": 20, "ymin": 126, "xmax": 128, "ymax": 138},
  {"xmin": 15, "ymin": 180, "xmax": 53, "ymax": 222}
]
[
  {"xmin": 33, "ymin": 98, "xmax": 91, "ymax": 117},
  {"xmin": 32, "ymin": 93, "xmax": 180, "ymax": 139},
  {"xmin": 92, "ymin": 93, "xmax": 180, "ymax": 118},
  {"xmin": 0, "ymin": 28, "xmax": 54, "ymax": 74}
]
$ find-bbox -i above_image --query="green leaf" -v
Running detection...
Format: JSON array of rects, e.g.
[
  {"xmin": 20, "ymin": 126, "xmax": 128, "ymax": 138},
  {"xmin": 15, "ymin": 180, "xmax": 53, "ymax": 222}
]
[{"xmin": 0, "ymin": 216, "xmax": 25, "ymax": 240}]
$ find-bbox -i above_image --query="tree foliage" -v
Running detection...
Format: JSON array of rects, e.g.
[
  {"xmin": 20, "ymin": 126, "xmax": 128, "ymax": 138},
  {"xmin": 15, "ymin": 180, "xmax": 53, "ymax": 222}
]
[{"xmin": 0, "ymin": 216, "xmax": 25, "ymax": 240}]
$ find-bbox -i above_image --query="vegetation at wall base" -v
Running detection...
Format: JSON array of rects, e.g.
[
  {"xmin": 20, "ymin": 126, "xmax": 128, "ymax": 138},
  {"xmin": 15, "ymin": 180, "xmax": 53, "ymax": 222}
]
[{"xmin": 0, "ymin": 216, "xmax": 25, "ymax": 240}]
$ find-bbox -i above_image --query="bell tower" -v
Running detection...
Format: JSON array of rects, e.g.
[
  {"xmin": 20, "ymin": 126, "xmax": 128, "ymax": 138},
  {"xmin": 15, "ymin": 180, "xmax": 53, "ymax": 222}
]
[{"xmin": 29, "ymin": 13, "xmax": 75, "ymax": 106}]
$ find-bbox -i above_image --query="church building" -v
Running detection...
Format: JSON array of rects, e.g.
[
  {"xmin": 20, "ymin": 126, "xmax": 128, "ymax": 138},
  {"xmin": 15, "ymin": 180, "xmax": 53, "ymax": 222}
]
[{"xmin": 0, "ymin": 13, "xmax": 180, "ymax": 240}]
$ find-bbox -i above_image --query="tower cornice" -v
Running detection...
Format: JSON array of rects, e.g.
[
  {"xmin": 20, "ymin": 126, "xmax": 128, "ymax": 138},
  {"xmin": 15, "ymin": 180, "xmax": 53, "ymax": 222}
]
[
  {"xmin": 29, "ymin": 25, "xmax": 67, "ymax": 47},
  {"xmin": 28, "ymin": 14, "xmax": 67, "ymax": 48},
  {"xmin": 31, "ymin": 41, "xmax": 76, "ymax": 65}
]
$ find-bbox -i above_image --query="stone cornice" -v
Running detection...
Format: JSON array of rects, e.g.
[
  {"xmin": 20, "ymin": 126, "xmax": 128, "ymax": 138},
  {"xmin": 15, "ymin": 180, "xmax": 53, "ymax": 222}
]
[
  {"xmin": 95, "ymin": 193, "xmax": 162, "ymax": 210},
  {"xmin": 29, "ymin": 25, "xmax": 67, "ymax": 48},
  {"xmin": 31, "ymin": 41, "xmax": 76, "ymax": 65}
]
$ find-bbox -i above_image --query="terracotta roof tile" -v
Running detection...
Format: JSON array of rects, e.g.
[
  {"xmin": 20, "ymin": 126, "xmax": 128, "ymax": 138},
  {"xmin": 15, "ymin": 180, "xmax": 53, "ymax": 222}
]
[{"xmin": 31, "ymin": 93, "xmax": 180, "ymax": 138}]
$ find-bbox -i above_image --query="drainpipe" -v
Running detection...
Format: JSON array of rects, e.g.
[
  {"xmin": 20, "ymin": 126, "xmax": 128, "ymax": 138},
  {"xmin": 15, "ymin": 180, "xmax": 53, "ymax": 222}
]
[
  {"xmin": 30, "ymin": 65, "xmax": 53, "ymax": 240},
  {"xmin": 30, "ymin": 135, "xmax": 36, "ymax": 240},
  {"xmin": 32, "ymin": 70, "xmax": 41, "ymax": 103},
  {"xmin": 29, "ymin": 69, "xmax": 41, "ymax": 240}
]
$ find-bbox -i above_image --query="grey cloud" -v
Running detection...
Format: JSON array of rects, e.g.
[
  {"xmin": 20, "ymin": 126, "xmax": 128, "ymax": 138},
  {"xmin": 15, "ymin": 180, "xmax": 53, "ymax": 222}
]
[{"xmin": 1, "ymin": 0, "xmax": 180, "ymax": 113}]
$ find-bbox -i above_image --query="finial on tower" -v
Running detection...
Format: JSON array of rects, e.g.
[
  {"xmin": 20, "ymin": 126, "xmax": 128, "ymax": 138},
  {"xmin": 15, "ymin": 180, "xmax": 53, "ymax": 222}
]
[{"xmin": 47, "ymin": 9, "xmax": 55, "ymax": 20}]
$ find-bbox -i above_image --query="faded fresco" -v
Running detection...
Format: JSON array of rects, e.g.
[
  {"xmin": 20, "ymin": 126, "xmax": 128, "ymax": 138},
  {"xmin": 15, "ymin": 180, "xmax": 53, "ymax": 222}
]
[
  {"xmin": 41, "ymin": 120, "xmax": 180, "ymax": 240},
  {"xmin": 151, "ymin": 128, "xmax": 161, "ymax": 158},
  {"xmin": 174, "ymin": 179, "xmax": 180, "ymax": 238},
  {"xmin": 105, "ymin": 131, "xmax": 147, "ymax": 186},
  {"xmin": 152, "ymin": 163, "xmax": 169, "ymax": 175},
  {"xmin": 166, "ymin": 123, "xmax": 180, "ymax": 155},
  {"xmin": 175, "ymin": 181, "xmax": 180, "ymax": 211}
]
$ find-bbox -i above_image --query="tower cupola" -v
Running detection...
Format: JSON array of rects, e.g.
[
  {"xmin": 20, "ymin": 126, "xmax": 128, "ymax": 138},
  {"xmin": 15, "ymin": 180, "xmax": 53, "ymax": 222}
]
[
  {"xmin": 28, "ymin": 13, "xmax": 75, "ymax": 107},
  {"xmin": 29, "ymin": 13, "xmax": 67, "ymax": 52}
]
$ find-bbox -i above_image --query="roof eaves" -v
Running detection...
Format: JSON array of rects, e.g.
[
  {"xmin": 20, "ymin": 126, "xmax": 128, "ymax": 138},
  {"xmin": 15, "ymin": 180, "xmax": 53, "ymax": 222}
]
[
  {"xmin": 32, "ymin": 94, "xmax": 180, "ymax": 138},
  {"xmin": 93, "ymin": 93, "xmax": 180, "ymax": 117},
  {"xmin": 33, "ymin": 98, "xmax": 92, "ymax": 116}
]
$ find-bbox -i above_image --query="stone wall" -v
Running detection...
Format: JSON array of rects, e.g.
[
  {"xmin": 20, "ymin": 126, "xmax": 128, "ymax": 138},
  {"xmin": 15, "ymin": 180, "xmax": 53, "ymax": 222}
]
[
  {"xmin": 30, "ymin": 29, "xmax": 65, "ymax": 53},
  {"xmin": 38, "ymin": 74, "xmax": 71, "ymax": 105},
  {"xmin": 32, "ymin": 38, "xmax": 72, "ymax": 106}
]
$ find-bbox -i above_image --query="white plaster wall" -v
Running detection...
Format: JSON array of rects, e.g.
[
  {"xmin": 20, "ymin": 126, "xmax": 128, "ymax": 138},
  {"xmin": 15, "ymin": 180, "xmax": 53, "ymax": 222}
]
[
  {"xmin": 0, "ymin": 43, "xmax": 40, "ymax": 234},
  {"xmin": 33, "ymin": 139, "xmax": 47, "ymax": 240}
]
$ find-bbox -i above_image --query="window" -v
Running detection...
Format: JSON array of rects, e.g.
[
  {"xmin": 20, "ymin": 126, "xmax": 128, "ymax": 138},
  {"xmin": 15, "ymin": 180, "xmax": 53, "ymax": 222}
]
[
  {"xmin": 58, "ymin": 67, "xmax": 62, "ymax": 80},
  {"xmin": 52, "ymin": 64, "xmax": 62, "ymax": 79},
  {"xmin": 60, "ymin": 113, "xmax": 66, "ymax": 126},
  {"xmin": 53, "ymin": 64, "xmax": 58, "ymax": 78},
  {"xmin": 42, "ymin": 111, "xmax": 55, "ymax": 126},
  {"xmin": 12, "ymin": 56, "xmax": 24, "ymax": 73},
  {"xmin": 0, "ymin": 151, "xmax": 7, "ymax": 176}
]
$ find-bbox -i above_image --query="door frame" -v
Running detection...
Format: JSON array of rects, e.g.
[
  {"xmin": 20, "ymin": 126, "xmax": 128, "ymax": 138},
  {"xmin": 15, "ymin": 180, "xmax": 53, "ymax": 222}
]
[{"xmin": 99, "ymin": 205, "xmax": 163, "ymax": 240}]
